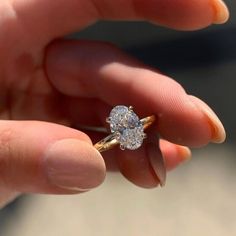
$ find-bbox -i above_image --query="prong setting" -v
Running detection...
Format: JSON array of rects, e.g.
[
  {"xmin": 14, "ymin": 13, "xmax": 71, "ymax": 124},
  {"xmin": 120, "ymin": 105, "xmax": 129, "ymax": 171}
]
[
  {"xmin": 142, "ymin": 133, "xmax": 147, "ymax": 139},
  {"xmin": 128, "ymin": 106, "xmax": 133, "ymax": 111},
  {"xmin": 114, "ymin": 131, "xmax": 121, "ymax": 140}
]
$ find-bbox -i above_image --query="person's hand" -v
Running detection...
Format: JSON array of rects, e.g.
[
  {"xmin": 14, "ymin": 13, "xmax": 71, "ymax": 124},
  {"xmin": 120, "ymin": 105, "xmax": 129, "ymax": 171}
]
[{"xmin": 0, "ymin": 0, "xmax": 229, "ymax": 208}]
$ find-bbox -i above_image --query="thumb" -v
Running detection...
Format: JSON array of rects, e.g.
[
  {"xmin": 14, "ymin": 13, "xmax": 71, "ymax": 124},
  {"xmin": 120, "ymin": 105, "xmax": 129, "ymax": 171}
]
[{"xmin": 0, "ymin": 121, "xmax": 106, "ymax": 194}]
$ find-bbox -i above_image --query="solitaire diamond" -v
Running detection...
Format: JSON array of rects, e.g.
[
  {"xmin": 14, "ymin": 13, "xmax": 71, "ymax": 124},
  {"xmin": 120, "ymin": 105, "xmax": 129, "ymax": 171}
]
[{"xmin": 107, "ymin": 105, "xmax": 145, "ymax": 150}]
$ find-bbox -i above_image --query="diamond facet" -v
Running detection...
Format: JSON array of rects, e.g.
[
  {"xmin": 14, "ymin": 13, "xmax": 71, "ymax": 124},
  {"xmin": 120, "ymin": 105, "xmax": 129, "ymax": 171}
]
[
  {"xmin": 108, "ymin": 105, "xmax": 145, "ymax": 150},
  {"xmin": 109, "ymin": 105, "xmax": 129, "ymax": 133},
  {"xmin": 119, "ymin": 126, "xmax": 145, "ymax": 150}
]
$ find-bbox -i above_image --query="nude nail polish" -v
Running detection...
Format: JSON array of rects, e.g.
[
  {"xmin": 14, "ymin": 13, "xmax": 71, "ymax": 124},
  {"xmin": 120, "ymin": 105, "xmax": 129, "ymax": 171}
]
[
  {"xmin": 146, "ymin": 129, "xmax": 166, "ymax": 186},
  {"xmin": 212, "ymin": 0, "xmax": 229, "ymax": 24},
  {"xmin": 189, "ymin": 96, "xmax": 226, "ymax": 144},
  {"xmin": 177, "ymin": 146, "xmax": 192, "ymax": 162}
]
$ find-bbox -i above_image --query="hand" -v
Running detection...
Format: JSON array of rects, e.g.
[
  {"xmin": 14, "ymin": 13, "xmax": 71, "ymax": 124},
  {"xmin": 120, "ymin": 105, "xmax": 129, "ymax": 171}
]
[{"xmin": 0, "ymin": 0, "xmax": 228, "ymax": 208}]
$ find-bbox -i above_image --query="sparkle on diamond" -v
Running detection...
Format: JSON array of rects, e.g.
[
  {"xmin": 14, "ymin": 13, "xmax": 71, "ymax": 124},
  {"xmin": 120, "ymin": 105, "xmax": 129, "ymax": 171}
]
[
  {"xmin": 109, "ymin": 105, "xmax": 129, "ymax": 133},
  {"xmin": 108, "ymin": 105, "xmax": 145, "ymax": 150},
  {"xmin": 119, "ymin": 127, "xmax": 145, "ymax": 150}
]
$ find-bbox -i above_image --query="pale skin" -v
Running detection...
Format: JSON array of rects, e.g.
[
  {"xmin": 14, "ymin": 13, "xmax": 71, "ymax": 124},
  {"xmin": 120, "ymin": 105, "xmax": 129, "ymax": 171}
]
[{"xmin": 0, "ymin": 0, "xmax": 229, "ymax": 208}]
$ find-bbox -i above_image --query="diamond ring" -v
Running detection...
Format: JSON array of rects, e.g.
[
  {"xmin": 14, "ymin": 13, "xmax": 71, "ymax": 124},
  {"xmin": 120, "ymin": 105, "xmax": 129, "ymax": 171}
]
[{"xmin": 94, "ymin": 105, "xmax": 155, "ymax": 153}]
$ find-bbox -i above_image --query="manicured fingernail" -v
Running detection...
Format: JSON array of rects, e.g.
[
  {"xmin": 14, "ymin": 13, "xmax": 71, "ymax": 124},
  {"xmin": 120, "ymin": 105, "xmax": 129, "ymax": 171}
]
[
  {"xmin": 161, "ymin": 140, "xmax": 191, "ymax": 172},
  {"xmin": 44, "ymin": 139, "xmax": 106, "ymax": 191},
  {"xmin": 177, "ymin": 146, "xmax": 192, "ymax": 162},
  {"xmin": 189, "ymin": 96, "xmax": 226, "ymax": 143},
  {"xmin": 146, "ymin": 130, "xmax": 166, "ymax": 187},
  {"xmin": 212, "ymin": 0, "xmax": 229, "ymax": 24},
  {"xmin": 147, "ymin": 142, "xmax": 166, "ymax": 186}
]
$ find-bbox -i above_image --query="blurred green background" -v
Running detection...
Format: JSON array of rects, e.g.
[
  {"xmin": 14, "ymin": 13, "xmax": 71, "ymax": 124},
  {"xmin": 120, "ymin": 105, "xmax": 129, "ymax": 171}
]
[{"xmin": 0, "ymin": 0, "xmax": 235, "ymax": 235}]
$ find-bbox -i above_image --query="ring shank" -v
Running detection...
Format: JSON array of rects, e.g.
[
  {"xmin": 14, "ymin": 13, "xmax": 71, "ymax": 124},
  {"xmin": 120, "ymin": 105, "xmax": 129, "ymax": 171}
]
[
  {"xmin": 94, "ymin": 115, "xmax": 155, "ymax": 152},
  {"xmin": 141, "ymin": 115, "xmax": 156, "ymax": 130}
]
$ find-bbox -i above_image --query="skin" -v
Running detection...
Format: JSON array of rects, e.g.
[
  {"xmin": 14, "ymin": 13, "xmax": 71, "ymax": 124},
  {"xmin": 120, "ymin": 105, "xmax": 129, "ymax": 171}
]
[{"xmin": 0, "ymin": 0, "xmax": 229, "ymax": 208}]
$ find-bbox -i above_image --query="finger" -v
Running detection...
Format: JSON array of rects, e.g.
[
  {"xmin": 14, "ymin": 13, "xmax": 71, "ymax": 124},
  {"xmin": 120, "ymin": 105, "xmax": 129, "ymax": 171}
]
[
  {"xmin": 0, "ymin": 121, "xmax": 106, "ymax": 194},
  {"xmin": 46, "ymin": 40, "xmax": 226, "ymax": 147},
  {"xmin": 8, "ymin": 0, "xmax": 229, "ymax": 45},
  {"xmin": 160, "ymin": 139, "xmax": 191, "ymax": 171}
]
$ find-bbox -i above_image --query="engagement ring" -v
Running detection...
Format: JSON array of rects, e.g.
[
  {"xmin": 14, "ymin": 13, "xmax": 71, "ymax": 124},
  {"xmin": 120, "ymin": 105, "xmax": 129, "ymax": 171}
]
[{"xmin": 94, "ymin": 105, "xmax": 155, "ymax": 152}]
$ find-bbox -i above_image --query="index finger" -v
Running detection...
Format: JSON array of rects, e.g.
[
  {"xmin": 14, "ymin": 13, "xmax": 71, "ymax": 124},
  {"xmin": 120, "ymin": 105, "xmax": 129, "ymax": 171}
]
[
  {"xmin": 8, "ymin": 0, "xmax": 229, "ymax": 44},
  {"xmin": 46, "ymin": 40, "xmax": 226, "ymax": 147}
]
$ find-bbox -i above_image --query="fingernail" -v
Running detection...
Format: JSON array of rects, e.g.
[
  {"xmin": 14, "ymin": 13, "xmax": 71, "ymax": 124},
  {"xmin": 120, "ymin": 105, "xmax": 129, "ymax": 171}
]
[
  {"xmin": 189, "ymin": 96, "xmax": 226, "ymax": 143},
  {"xmin": 177, "ymin": 146, "xmax": 192, "ymax": 162},
  {"xmin": 146, "ymin": 130, "xmax": 166, "ymax": 187},
  {"xmin": 44, "ymin": 139, "xmax": 106, "ymax": 191},
  {"xmin": 161, "ymin": 140, "xmax": 191, "ymax": 172},
  {"xmin": 212, "ymin": 0, "xmax": 229, "ymax": 24},
  {"xmin": 147, "ymin": 142, "xmax": 166, "ymax": 187}
]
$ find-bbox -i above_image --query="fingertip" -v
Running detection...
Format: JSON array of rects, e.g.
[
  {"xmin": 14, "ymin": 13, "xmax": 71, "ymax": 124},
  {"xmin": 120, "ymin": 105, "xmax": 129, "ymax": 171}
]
[
  {"xmin": 44, "ymin": 139, "xmax": 106, "ymax": 191},
  {"xmin": 188, "ymin": 96, "xmax": 226, "ymax": 144},
  {"xmin": 160, "ymin": 140, "xmax": 191, "ymax": 171},
  {"xmin": 211, "ymin": 0, "xmax": 229, "ymax": 24},
  {"xmin": 0, "ymin": 121, "xmax": 107, "ymax": 195},
  {"xmin": 178, "ymin": 146, "xmax": 192, "ymax": 162},
  {"xmin": 157, "ymin": 95, "xmax": 212, "ymax": 147},
  {"xmin": 134, "ymin": 0, "xmax": 215, "ymax": 30}
]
